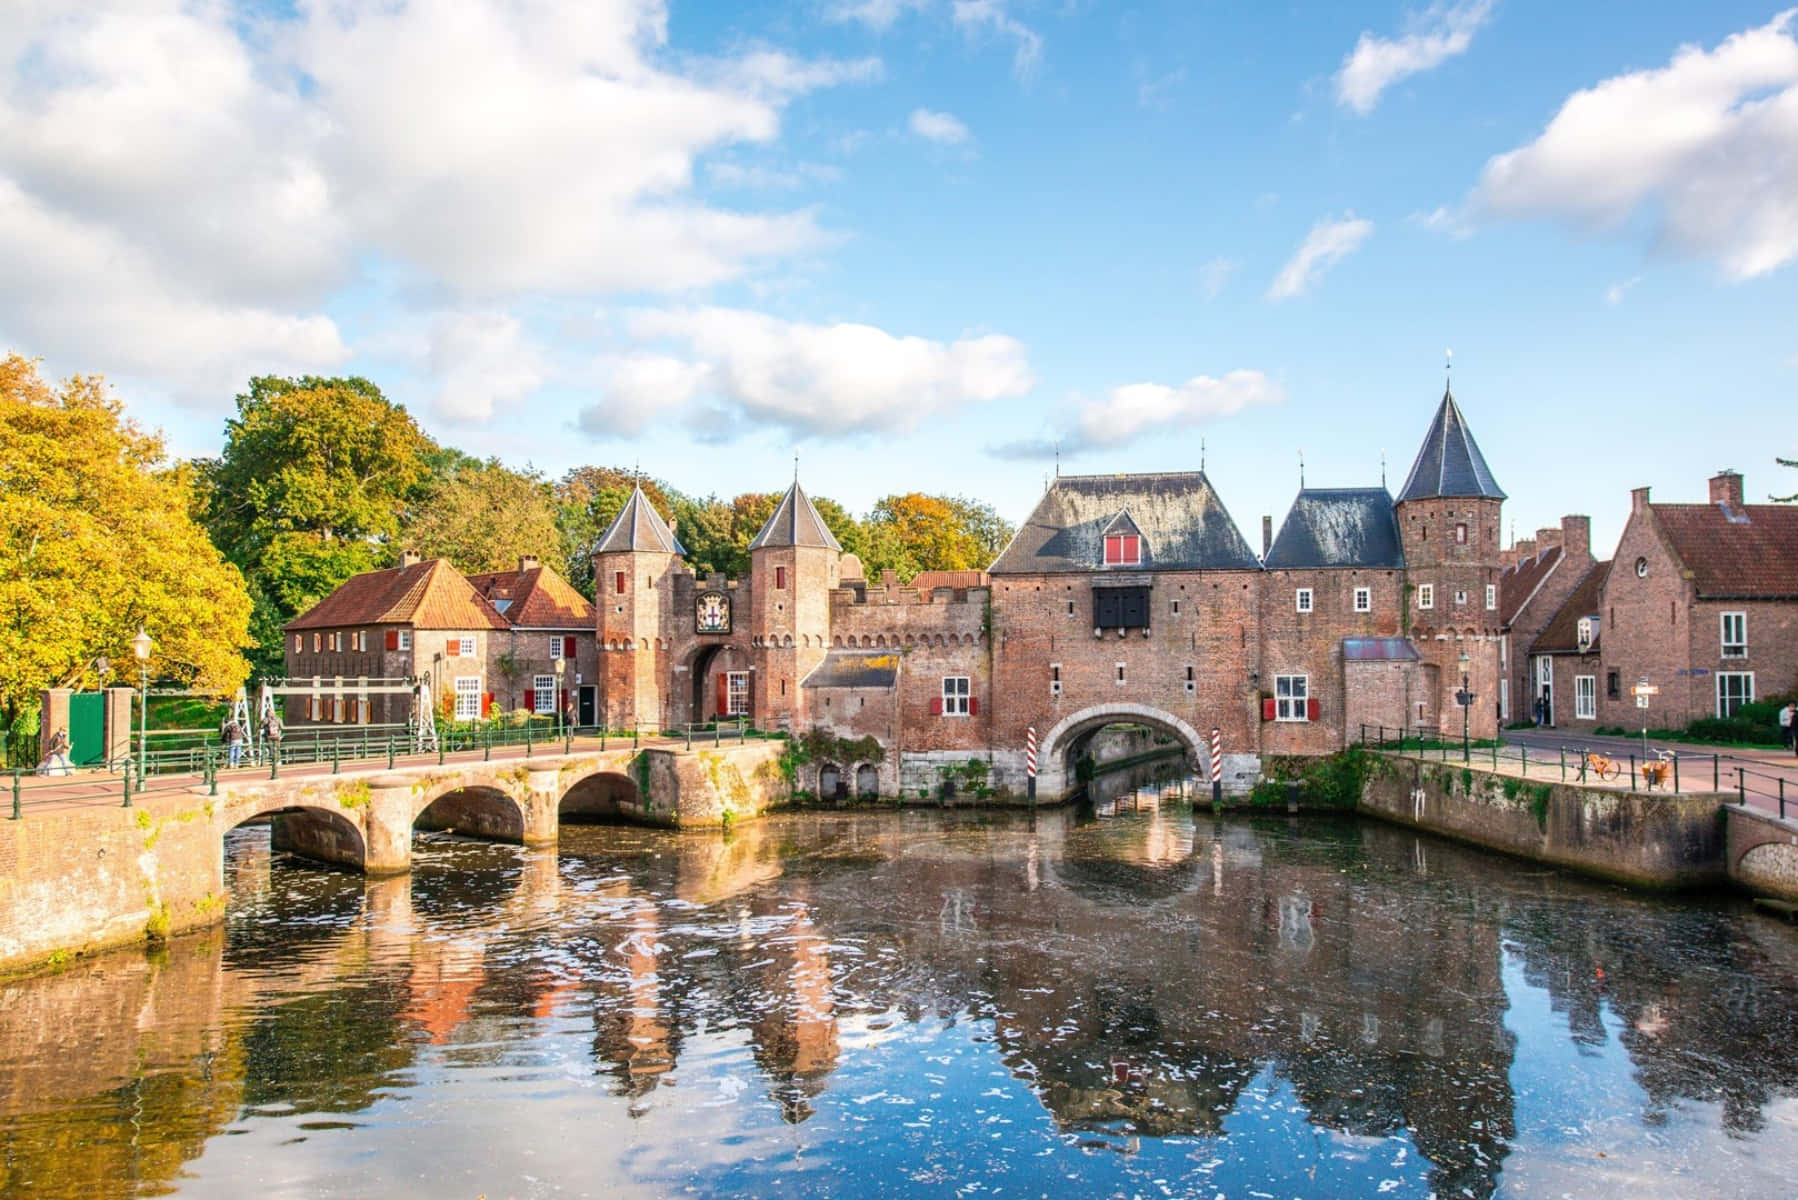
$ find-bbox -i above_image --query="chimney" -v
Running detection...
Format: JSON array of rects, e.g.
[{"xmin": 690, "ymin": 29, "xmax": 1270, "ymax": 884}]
[
  {"xmin": 1262, "ymin": 515, "xmax": 1273, "ymax": 558},
  {"xmin": 1535, "ymin": 527, "xmax": 1562, "ymax": 552},
  {"xmin": 1560, "ymin": 514, "xmax": 1591, "ymax": 563},
  {"xmin": 1631, "ymin": 486, "xmax": 1651, "ymax": 515},
  {"xmin": 1515, "ymin": 536, "xmax": 1537, "ymax": 561},
  {"xmin": 1709, "ymin": 470, "xmax": 1744, "ymax": 508},
  {"xmin": 398, "ymin": 550, "xmax": 420, "ymax": 568},
  {"xmin": 518, "ymin": 554, "xmax": 539, "ymax": 572}
]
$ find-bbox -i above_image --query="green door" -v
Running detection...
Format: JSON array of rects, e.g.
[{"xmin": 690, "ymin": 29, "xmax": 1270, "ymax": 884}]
[{"xmin": 68, "ymin": 692, "xmax": 104, "ymax": 767}]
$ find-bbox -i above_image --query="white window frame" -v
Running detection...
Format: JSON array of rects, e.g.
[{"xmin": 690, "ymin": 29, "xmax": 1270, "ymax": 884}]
[
  {"xmin": 457, "ymin": 636, "xmax": 476, "ymax": 657},
  {"xmin": 1115, "ymin": 662, "xmax": 1126, "ymax": 686},
  {"xmin": 1720, "ymin": 611, "xmax": 1746, "ymax": 658},
  {"xmin": 942, "ymin": 676, "xmax": 971, "ymax": 716},
  {"xmin": 454, "ymin": 676, "xmax": 482, "ymax": 720},
  {"xmin": 1716, "ymin": 672, "xmax": 1754, "ymax": 718},
  {"xmin": 1485, "ymin": 584, "xmax": 1497, "ymax": 611},
  {"xmin": 397, "ymin": 629, "xmax": 412, "ymax": 651},
  {"xmin": 725, "ymin": 671, "xmax": 749, "ymax": 716},
  {"xmin": 1574, "ymin": 675, "xmax": 1596, "ymax": 720},
  {"xmin": 550, "ymin": 636, "xmax": 564, "ymax": 660},
  {"xmin": 1353, "ymin": 587, "xmax": 1371, "ymax": 613},
  {"xmin": 1275, "ymin": 674, "xmax": 1309, "ymax": 722},
  {"xmin": 1295, "ymin": 588, "xmax": 1313, "ymax": 613},
  {"xmin": 1576, "ymin": 617, "xmax": 1593, "ymax": 648},
  {"xmin": 1417, "ymin": 584, "xmax": 1433, "ymax": 610},
  {"xmin": 532, "ymin": 674, "xmax": 556, "ymax": 714}
]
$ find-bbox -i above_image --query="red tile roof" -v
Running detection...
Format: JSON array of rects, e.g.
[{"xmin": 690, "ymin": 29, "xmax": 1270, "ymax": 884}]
[
  {"xmin": 907, "ymin": 570, "xmax": 990, "ymax": 591},
  {"xmin": 1653, "ymin": 502, "xmax": 1798, "ymax": 598},
  {"xmin": 465, "ymin": 565, "xmax": 594, "ymax": 629},
  {"xmin": 1532, "ymin": 561, "xmax": 1610, "ymax": 654},
  {"xmin": 1499, "ymin": 546, "xmax": 1562, "ymax": 625},
  {"xmin": 285, "ymin": 558, "xmax": 508, "ymax": 631}
]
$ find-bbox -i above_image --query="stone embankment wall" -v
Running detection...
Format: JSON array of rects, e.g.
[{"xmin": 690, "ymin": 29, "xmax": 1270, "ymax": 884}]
[
  {"xmin": 1724, "ymin": 805, "xmax": 1798, "ymax": 902},
  {"xmin": 1359, "ymin": 753, "xmax": 1728, "ymax": 889}
]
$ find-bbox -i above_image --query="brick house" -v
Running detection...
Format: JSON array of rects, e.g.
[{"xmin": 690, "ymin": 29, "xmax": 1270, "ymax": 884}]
[
  {"xmin": 1526, "ymin": 560, "xmax": 1610, "ymax": 730},
  {"xmin": 1592, "ymin": 470, "xmax": 1798, "ymax": 727},
  {"xmin": 1499, "ymin": 514, "xmax": 1595, "ymax": 725},
  {"xmin": 595, "ymin": 385, "xmax": 1508, "ymax": 798},
  {"xmin": 466, "ymin": 556, "xmax": 598, "ymax": 725}
]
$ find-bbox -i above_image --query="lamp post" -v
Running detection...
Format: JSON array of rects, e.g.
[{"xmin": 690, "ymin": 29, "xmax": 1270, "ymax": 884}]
[
  {"xmin": 1457, "ymin": 650, "xmax": 1472, "ymax": 764},
  {"xmin": 554, "ymin": 656, "xmax": 566, "ymax": 740},
  {"xmin": 131, "ymin": 628, "xmax": 152, "ymax": 785}
]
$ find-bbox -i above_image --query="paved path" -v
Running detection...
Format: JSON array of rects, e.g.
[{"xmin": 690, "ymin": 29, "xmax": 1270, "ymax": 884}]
[{"xmin": 1504, "ymin": 728, "xmax": 1796, "ymax": 814}]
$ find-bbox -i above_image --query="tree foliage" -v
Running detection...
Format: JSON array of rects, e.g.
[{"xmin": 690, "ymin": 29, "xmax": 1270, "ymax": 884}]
[
  {"xmin": 0, "ymin": 356, "xmax": 251, "ymax": 759},
  {"xmin": 1775, "ymin": 455, "xmax": 1796, "ymax": 503},
  {"xmin": 865, "ymin": 493, "xmax": 992, "ymax": 577},
  {"xmin": 405, "ymin": 457, "xmax": 562, "ymax": 574}
]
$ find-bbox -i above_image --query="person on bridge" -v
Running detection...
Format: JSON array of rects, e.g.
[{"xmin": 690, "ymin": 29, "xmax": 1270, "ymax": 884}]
[
  {"xmin": 1781, "ymin": 702, "xmax": 1795, "ymax": 755},
  {"xmin": 37, "ymin": 727, "xmax": 71, "ymax": 776},
  {"xmin": 261, "ymin": 711, "xmax": 283, "ymax": 763},
  {"xmin": 222, "ymin": 717, "xmax": 245, "ymax": 768}
]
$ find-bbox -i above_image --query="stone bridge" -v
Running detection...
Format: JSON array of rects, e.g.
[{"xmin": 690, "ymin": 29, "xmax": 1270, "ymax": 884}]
[
  {"xmin": 1724, "ymin": 804, "xmax": 1798, "ymax": 901},
  {"xmin": 0, "ymin": 741, "xmax": 785, "ymax": 974}
]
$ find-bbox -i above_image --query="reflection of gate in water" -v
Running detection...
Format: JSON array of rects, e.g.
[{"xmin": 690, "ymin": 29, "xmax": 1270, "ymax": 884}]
[{"xmin": 67, "ymin": 692, "xmax": 104, "ymax": 766}]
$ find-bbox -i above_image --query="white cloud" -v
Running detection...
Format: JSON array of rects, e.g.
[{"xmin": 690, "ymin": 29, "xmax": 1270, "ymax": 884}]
[
  {"xmin": 424, "ymin": 311, "xmax": 546, "ymax": 424},
  {"xmin": 707, "ymin": 161, "xmax": 843, "ymax": 190},
  {"xmin": 579, "ymin": 353, "xmax": 710, "ymax": 437},
  {"xmin": 595, "ymin": 306, "xmax": 1032, "ymax": 436},
  {"xmin": 1072, "ymin": 371, "xmax": 1283, "ymax": 447},
  {"xmin": 951, "ymin": 0, "xmax": 1043, "ymax": 77},
  {"xmin": 1411, "ymin": 204, "xmax": 1474, "ymax": 238},
  {"xmin": 909, "ymin": 108, "xmax": 972, "ymax": 144},
  {"xmin": 826, "ymin": 0, "xmax": 931, "ymax": 32},
  {"xmin": 1470, "ymin": 11, "xmax": 1798, "ymax": 280},
  {"xmin": 1605, "ymin": 275, "xmax": 1645, "ymax": 305},
  {"xmin": 1336, "ymin": 1, "xmax": 1496, "ymax": 115},
  {"xmin": 0, "ymin": 1, "xmax": 876, "ymax": 407},
  {"xmin": 1267, "ymin": 214, "xmax": 1374, "ymax": 300},
  {"xmin": 1199, "ymin": 257, "xmax": 1238, "ymax": 298}
]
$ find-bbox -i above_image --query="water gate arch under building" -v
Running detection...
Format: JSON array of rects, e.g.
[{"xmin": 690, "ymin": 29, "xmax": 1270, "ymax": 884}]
[{"xmin": 1037, "ymin": 703, "xmax": 1208, "ymax": 800}]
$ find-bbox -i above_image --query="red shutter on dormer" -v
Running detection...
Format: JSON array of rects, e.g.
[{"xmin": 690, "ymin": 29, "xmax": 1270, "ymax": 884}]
[
  {"xmin": 969, "ymin": 697, "xmax": 979, "ymax": 716},
  {"xmin": 1262, "ymin": 698, "xmax": 1276, "ymax": 721},
  {"xmin": 1306, "ymin": 697, "xmax": 1320, "ymax": 722},
  {"xmin": 446, "ymin": 638, "xmax": 460, "ymax": 657},
  {"xmin": 523, "ymin": 688, "xmax": 535, "ymax": 711},
  {"xmin": 385, "ymin": 629, "xmax": 399, "ymax": 651},
  {"xmin": 930, "ymin": 697, "xmax": 943, "ymax": 716},
  {"xmin": 564, "ymin": 636, "xmax": 577, "ymax": 658}
]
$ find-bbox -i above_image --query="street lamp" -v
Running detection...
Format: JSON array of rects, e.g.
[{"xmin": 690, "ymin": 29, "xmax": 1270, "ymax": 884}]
[
  {"xmin": 131, "ymin": 628, "xmax": 152, "ymax": 778},
  {"xmin": 1457, "ymin": 650, "xmax": 1472, "ymax": 764},
  {"xmin": 554, "ymin": 656, "xmax": 567, "ymax": 740}
]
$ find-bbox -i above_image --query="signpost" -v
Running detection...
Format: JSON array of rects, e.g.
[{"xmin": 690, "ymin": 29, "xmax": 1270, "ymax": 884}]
[{"xmin": 1632, "ymin": 679, "xmax": 1658, "ymax": 756}]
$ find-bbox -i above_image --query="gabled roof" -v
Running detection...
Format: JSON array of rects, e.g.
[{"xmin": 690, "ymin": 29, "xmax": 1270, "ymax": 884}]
[
  {"xmin": 1398, "ymin": 388, "xmax": 1506, "ymax": 502},
  {"xmin": 595, "ymin": 484, "xmax": 685, "ymax": 556},
  {"xmin": 1652, "ymin": 502, "xmax": 1798, "ymax": 598},
  {"xmin": 465, "ymin": 564, "xmax": 595, "ymax": 629},
  {"xmin": 1499, "ymin": 545, "xmax": 1564, "ymax": 625},
  {"xmin": 749, "ymin": 481, "xmax": 842, "ymax": 552},
  {"xmin": 989, "ymin": 471, "xmax": 1259, "ymax": 574},
  {"xmin": 285, "ymin": 558, "xmax": 508, "ymax": 631},
  {"xmin": 1264, "ymin": 488, "xmax": 1404, "ymax": 569},
  {"xmin": 800, "ymin": 650, "xmax": 899, "ymax": 689},
  {"xmin": 1532, "ymin": 561, "xmax": 1610, "ymax": 654}
]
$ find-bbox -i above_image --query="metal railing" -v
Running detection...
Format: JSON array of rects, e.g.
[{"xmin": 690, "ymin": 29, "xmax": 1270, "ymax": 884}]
[
  {"xmin": 1735, "ymin": 766, "xmax": 1791, "ymax": 820},
  {"xmin": 1360, "ymin": 724, "xmax": 1722, "ymax": 793}
]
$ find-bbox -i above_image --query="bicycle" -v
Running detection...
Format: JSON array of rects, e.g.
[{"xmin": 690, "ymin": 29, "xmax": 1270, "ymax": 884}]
[{"xmin": 1580, "ymin": 750, "xmax": 1619, "ymax": 781}]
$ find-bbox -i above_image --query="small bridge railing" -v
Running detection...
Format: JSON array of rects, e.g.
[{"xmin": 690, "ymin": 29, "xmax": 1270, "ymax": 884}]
[
  {"xmin": 1359, "ymin": 724, "xmax": 1724, "ymax": 793},
  {"xmin": 1735, "ymin": 767, "xmax": 1791, "ymax": 820}
]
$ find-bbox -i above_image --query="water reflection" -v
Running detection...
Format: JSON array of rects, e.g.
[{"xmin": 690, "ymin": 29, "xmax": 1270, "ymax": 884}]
[{"xmin": 1, "ymin": 807, "xmax": 1797, "ymax": 1198}]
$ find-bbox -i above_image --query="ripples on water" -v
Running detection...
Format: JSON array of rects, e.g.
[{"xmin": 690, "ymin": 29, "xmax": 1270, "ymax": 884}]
[{"xmin": 4, "ymin": 794, "xmax": 1798, "ymax": 1199}]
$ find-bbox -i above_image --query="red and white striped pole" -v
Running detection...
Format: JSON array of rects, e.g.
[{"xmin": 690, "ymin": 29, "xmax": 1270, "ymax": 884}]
[
  {"xmin": 1025, "ymin": 725, "xmax": 1038, "ymax": 807},
  {"xmin": 1210, "ymin": 727, "xmax": 1223, "ymax": 805}
]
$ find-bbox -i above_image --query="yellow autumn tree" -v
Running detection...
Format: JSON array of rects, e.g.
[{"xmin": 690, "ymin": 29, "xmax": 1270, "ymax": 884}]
[{"xmin": 0, "ymin": 356, "xmax": 251, "ymax": 758}]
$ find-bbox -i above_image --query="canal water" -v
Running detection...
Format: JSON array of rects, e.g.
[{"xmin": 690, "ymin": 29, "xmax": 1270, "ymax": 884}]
[{"xmin": 4, "ymin": 789, "xmax": 1798, "ymax": 1198}]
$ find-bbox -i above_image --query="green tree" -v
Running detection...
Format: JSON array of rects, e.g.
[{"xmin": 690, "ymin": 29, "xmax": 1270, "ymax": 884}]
[
  {"xmin": 0, "ymin": 356, "xmax": 251, "ymax": 762},
  {"xmin": 200, "ymin": 375, "xmax": 433, "ymax": 674},
  {"xmin": 553, "ymin": 466, "xmax": 679, "ymax": 595},
  {"xmin": 1775, "ymin": 456, "xmax": 1796, "ymax": 503},
  {"xmin": 866, "ymin": 492, "xmax": 988, "ymax": 578},
  {"xmin": 405, "ymin": 458, "xmax": 562, "ymax": 574}
]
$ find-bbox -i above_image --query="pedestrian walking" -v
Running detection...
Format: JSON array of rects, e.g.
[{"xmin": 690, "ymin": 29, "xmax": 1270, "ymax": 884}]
[
  {"xmin": 38, "ymin": 727, "xmax": 72, "ymax": 776},
  {"xmin": 261, "ymin": 711, "xmax": 283, "ymax": 763},
  {"xmin": 1781, "ymin": 702, "xmax": 1796, "ymax": 755},
  {"xmin": 222, "ymin": 717, "xmax": 245, "ymax": 768}
]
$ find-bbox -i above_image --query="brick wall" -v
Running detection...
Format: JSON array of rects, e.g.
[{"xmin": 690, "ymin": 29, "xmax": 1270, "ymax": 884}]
[{"xmin": 1258, "ymin": 566, "xmax": 1405, "ymax": 754}]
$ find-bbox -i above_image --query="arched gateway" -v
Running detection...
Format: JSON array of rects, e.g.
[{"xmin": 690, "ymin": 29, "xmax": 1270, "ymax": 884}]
[{"xmin": 1035, "ymin": 703, "xmax": 1207, "ymax": 800}]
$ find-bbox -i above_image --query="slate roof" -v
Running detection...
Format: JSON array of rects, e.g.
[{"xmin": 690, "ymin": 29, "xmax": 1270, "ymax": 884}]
[
  {"xmin": 1499, "ymin": 545, "xmax": 1564, "ymax": 626},
  {"xmin": 1653, "ymin": 502, "xmax": 1798, "ymax": 598},
  {"xmin": 800, "ymin": 650, "xmax": 899, "ymax": 689},
  {"xmin": 464, "ymin": 564, "xmax": 594, "ymax": 629},
  {"xmin": 595, "ymin": 484, "xmax": 686, "ymax": 556},
  {"xmin": 1532, "ymin": 561, "xmax": 1610, "ymax": 654},
  {"xmin": 749, "ymin": 481, "xmax": 843, "ymax": 552},
  {"xmin": 989, "ymin": 471, "xmax": 1259, "ymax": 574},
  {"xmin": 1397, "ymin": 389, "xmax": 1506, "ymax": 502},
  {"xmin": 1263, "ymin": 488, "xmax": 1404, "ymax": 569},
  {"xmin": 1342, "ymin": 637, "xmax": 1421, "ymax": 662},
  {"xmin": 285, "ymin": 558, "xmax": 508, "ymax": 631}
]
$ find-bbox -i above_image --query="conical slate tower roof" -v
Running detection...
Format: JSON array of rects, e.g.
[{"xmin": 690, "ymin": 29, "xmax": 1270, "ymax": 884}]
[
  {"xmin": 595, "ymin": 484, "xmax": 686, "ymax": 556},
  {"xmin": 749, "ymin": 481, "xmax": 842, "ymax": 552},
  {"xmin": 1397, "ymin": 388, "xmax": 1506, "ymax": 502}
]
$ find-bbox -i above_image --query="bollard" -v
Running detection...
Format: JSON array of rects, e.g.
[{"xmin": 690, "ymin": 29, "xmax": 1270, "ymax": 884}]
[
  {"xmin": 685, "ymin": 726, "xmax": 692, "ymax": 751},
  {"xmin": 1520, "ymin": 744, "xmax": 1527, "ymax": 778},
  {"xmin": 270, "ymin": 745, "xmax": 279, "ymax": 779},
  {"xmin": 1672, "ymin": 754, "xmax": 1680, "ymax": 793},
  {"xmin": 484, "ymin": 726, "xmax": 491, "ymax": 762},
  {"xmin": 1714, "ymin": 754, "xmax": 1719, "ymax": 791},
  {"xmin": 1738, "ymin": 770, "xmax": 1745, "ymax": 804},
  {"xmin": 11, "ymin": 771, "xmax": 20, "ymax": 820},
  {"xmin": 632, "ymin": 725, "xmax": 639, "ymax": 749},
  {"xmin": 1492, "ymin": 740, "xmax": 1498, "ymax": 770},
  {"xmin": 207, "ymin": 751, "xmax": 218, "ymax": 797},
  {"xmin": 438, "ymin": 734, "xmax": 445, "ymax": 766},
  {"xmin": 1781, "ymin": 778, "xmax": 1787, "ymax": 820},
  {"xmin": 1559, "ymin": 747, "xmax": 1566, "ymax": 782},
  {"xmin": 387, "ymin": 735, "xmax": 396, "ymax": 770},
  {"xmin": 122, "ymin": 760, "xmax": 133, "ymax": 808},
  {"xmin": 332, "ymin": 739, "xmax": 340, "ymax": 775},
  {"xmin": 1628, "ymin": 754, "xmax": 1636, "ymax": 791},
  {"xmin": 526, "ymin": 721, "xmax": 533, "ymax": 758},
  {"xmin": 565, "ymin": 729, "xmax": 572, "ymax": 755},
  {"xmin": 602, "ymin": 727, "xmax": 608, "ymax": 751}
]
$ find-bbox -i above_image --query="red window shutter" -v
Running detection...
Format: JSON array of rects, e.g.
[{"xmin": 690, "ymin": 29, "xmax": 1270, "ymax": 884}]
[
  {"xmin": 615, "ymin": 571, "xmax": 626, "ymax": 595},
  {"xmin": 564, "ymin": 635, "xmax": 577, "ymax": 658},
  {"xmin": 523, "ymin": 688, "xmax": 535, "ymax": 711},
  {"xmin": 716, "ymin": 673, "xmax": 728, "ymax": 716},
  {"xmin": 483, "ymin": 692, "xmax": 493, "ymax": 716},
  {"xmin": 1262, "ymin": 698, "xmax": 1276, "ymax": 721},
  {"xmin": 931, "ymin": 697, "xmax": 943, "ymax": 716},
  {"xmin": 385, "ymin": 629, "xmax": 399, "ymax": 651},
  {"xmin": 1306, "ymin": 697, "xmax": 1320, "ymax": 722},
  {"xmin": 969, "ymin": 697, "xmax": 979, "ymax": 716},
  {"xmin": 776, "ymin": 567, "xmax": 786, "ymax": 589},
  {"xmin": 446, "ymin": 637, "xmax": 460, "ymax": 657}
]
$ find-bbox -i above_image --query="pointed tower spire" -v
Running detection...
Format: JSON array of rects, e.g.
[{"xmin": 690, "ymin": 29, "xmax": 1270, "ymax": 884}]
[
  {"xmin": 749, "ymin": 479, "xmax": 842, "ymax": 551},
  {"xmin": 596, "ymin": 481, "xmax": 686, "ymax": 556},
  {"xmin": 1397, "ymin": 381, "xmax": 1505, "ymax": 502}
]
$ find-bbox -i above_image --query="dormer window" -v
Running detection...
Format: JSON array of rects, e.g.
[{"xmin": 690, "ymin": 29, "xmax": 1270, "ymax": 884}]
[{"xmin": 1104, "ymin": 534, "xmax": 1141, "ymax": 566}]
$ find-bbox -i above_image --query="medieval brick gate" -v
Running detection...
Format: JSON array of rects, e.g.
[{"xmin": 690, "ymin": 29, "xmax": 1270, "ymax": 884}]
[{"xmin": 1035, "ymin": 703, "xmax": 1215, "ymax": 801}]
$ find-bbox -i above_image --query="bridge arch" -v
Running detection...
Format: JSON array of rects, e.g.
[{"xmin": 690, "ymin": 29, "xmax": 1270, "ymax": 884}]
[
  {"xmin": 232, "ymin": 801, "xmax": 370, "ymax": 873},
  {"xmin": 413, "ymin": 784, "xmax": 527, "ymax": 843},
  {"xmin": 1037, "ymin": 703, "xmax": 1205, "ymax": 798},
  {"xmin": 558, "ymin": 770, "xmax": 643, "ymax": 824}
]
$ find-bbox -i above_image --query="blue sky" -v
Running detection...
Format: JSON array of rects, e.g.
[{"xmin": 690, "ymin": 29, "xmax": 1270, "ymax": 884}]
[{"xmin": 4, "ymin": 1, "xmax": 1796, "ymax": 556}]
